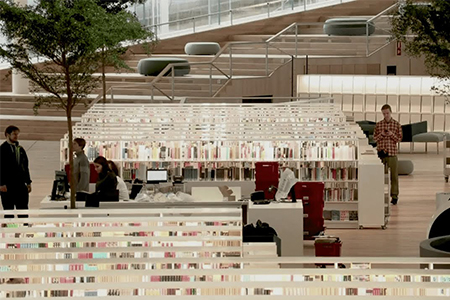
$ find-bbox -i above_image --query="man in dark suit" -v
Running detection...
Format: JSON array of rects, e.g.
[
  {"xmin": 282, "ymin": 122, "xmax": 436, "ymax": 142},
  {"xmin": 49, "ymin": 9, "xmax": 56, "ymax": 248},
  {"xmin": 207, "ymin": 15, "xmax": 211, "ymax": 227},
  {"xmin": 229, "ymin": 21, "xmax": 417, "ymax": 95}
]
[{"xmin": 0, "ymin": 125, "xmax": 32, "ymax": 218}]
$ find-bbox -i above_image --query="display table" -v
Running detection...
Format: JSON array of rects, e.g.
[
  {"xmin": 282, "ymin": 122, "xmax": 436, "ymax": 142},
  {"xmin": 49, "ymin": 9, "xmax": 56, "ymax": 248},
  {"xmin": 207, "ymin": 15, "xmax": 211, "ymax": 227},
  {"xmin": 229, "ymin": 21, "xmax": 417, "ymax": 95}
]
[{"xmin": 247, "ymin": 201, "xmax": 303, "ymax": 257}]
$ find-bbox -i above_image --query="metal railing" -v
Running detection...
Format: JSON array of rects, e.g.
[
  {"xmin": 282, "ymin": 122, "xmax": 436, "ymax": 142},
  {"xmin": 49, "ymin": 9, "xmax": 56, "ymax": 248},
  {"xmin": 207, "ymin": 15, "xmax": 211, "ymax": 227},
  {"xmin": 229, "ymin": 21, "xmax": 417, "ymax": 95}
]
[{"xmin": 93, "ymin": 2, "xmax": 399, "ymax": 104}]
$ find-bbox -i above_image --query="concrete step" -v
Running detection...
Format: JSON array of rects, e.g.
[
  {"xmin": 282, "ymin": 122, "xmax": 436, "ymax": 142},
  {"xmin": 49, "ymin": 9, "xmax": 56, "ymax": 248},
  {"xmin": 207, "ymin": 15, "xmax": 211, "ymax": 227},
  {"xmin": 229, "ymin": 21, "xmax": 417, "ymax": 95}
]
[
  {"xmin": 94, "ymin": 83, "xmax": 223, "ymax": 93},
  {"xmin": 231, "ymin": 47, "xmax": 364, "ymax": 56},
  {"xmin": 231, "ymin": 34, "xmax": 391, "ymax": 43},
  {"xmin": 0, "ymin": 101, "xmax": 86, "ymax": 112},
  {"xmin": 0, "ymin": 107, "xmax": 84, "ymax": 117}
]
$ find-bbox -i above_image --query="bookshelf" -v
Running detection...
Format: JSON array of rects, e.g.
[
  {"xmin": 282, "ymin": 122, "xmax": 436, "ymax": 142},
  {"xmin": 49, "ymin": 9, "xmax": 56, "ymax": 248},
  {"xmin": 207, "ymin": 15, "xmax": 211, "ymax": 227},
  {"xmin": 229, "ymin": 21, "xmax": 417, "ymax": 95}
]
[
  {"xmin": 0, "ymin": 208, "xmax": 243, "ymax": 267},
  {"xmin": 59, "ymin": 100, "xmax": 387, "ymax": 229},
  {"xmin": 61, "ymin": 101, "xmax": 358, "ymax": 183},
  {"xmin": 297, "ymin": 75, "xmax": 450, "ymax": 132},
  {"xmin": 2, "ymin": 221, "xmax": 450, "ymax": 300}
]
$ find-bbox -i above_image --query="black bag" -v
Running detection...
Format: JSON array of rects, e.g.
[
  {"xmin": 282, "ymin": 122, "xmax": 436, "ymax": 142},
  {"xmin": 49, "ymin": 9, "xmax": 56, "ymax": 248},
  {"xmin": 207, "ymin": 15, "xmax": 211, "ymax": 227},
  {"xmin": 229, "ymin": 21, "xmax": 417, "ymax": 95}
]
[
  {"xmin": 377, "ymin": 150, "xmax": 388, "ymax": 159},
  {"xmin": 243, "ymin": 219, "xmax": 278, "ymax": 237}
]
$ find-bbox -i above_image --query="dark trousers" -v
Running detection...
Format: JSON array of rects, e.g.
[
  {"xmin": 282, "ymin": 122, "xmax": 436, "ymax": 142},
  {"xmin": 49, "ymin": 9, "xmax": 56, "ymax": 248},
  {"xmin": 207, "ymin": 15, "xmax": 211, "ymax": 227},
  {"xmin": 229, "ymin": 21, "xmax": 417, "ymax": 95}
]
[
  {"xmin": 381, "ymin": 156, "xmax": 399, "ymax": 198},
  {"xmin": 0, "ymin": 184, "xmax": 29, "ymax": 218}
]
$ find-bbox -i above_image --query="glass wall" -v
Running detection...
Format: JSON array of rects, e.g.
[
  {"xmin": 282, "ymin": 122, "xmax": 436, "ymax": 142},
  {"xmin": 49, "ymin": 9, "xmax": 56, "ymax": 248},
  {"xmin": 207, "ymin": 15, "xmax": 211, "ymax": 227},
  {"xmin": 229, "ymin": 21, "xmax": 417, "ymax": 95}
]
[{"xmin": 133, "ymin": 0, "xmax": 347, "ymax": 38}]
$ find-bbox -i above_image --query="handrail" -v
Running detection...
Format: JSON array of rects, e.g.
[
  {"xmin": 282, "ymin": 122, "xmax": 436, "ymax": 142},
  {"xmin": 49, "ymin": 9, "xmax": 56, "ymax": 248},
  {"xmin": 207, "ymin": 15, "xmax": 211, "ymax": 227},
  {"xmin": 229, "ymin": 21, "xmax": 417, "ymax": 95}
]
[
  {"xmin": 367, "ymin": 2, "xmax": 399, "ymax": 23},
  {"xmin": 365, "ymin": 2, "xmax": 399, "ymax": 56},
  {"xmin": 266, "ymin": 22, "xmax": 297, "ymax": 43}
]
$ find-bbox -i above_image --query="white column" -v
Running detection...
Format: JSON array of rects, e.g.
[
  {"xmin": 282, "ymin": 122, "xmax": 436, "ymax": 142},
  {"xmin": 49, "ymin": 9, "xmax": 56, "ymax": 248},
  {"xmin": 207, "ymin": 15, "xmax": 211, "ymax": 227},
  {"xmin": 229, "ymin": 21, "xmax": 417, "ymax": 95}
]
[
  {"xmin": 12, "ymin": 70, "xmax": 29, "ymax": 94},
  {"xmin": 12, "ymin": 0, "xmax": 29, "ymax": 94},
  {"xmin": 159, "ymin": 0, "xmax": 169, "ymax": 35}
]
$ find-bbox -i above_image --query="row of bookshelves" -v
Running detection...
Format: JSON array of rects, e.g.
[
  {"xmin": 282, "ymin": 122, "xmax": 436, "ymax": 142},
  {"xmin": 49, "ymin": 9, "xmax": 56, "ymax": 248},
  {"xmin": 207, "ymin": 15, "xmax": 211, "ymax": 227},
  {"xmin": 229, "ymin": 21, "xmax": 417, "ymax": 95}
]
[
  {"xmin": 0, "ymin": 238, "xmax": 241, "ymax": 247},
  {"xmin": 0, "ymin": 229, "xmax": 240, "ymax": 238},
  {"xmin": 1, "ymin": 283, "xmax": 450, "ymax": 297},
  {"xmin": 323, "ymin": 210, "xmax": 358, "ymax": 221},
  {"xmin": 298, "ymin": 93, "xmax": 450, "ymax": 113},
  {"xmin": 64, "ymin": 143, "xmax": 358, "ymax": 165},
  {"xmin": 85, "ymin": 101, "xmax": 343, "ymax": 116},
  {"xmin": 60, "ymin": 102, "xmax": 383, "ymax": 229},
  {"xmin": 0, "ymin": 250, "xmax": 242, "ymax": 261},
  {"xmin": 3, "ymin": 273, "xmax": 450, "ymax": 284}
]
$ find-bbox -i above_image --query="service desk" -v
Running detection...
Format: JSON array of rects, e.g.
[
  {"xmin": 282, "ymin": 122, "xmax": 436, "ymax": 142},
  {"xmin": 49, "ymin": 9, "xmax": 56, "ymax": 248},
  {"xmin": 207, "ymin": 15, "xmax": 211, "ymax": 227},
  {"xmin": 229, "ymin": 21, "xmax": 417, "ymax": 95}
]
[{"xmin": 247, "ymin": 201, "xmax": 303, "ymax": 257}]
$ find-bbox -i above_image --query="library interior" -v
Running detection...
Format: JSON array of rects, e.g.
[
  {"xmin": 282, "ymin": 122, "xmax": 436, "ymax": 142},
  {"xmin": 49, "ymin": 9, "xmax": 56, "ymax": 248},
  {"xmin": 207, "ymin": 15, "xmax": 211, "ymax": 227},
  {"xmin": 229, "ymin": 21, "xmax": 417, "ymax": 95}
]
[{"xmin": 1, "ymin": 0, "xmax": 450, "ymax": 298}]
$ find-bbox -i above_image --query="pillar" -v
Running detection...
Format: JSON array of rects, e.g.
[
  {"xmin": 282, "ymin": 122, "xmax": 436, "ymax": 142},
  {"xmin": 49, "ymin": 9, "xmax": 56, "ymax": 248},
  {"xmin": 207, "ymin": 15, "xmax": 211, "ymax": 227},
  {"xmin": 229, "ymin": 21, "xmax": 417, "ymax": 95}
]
[{"xmin": 12, "ymin": 0, "xmax": 29, "ymax": 94}]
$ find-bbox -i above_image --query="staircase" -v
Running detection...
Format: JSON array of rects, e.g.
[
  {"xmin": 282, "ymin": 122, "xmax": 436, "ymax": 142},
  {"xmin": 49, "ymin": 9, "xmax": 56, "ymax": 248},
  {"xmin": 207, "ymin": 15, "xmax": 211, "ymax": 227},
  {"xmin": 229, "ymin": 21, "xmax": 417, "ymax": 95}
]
[{"xmin": 0, "ymin": 0, "xmax": 398, "ymax": 140}]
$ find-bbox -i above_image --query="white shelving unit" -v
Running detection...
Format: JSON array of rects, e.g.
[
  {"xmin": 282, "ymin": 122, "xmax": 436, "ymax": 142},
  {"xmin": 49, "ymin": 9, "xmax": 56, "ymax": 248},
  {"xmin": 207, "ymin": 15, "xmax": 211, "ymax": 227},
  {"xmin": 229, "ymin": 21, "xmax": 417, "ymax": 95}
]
[
  {"xmin": 0, "ymin": 208, "xmax": 244, "ymax": 264},
  {"xmin": 58, "ymin": 100, "xmax": 385, "ymax": 229},
  {"xmin": 444, "ymin": 136, "xmax": 450, "ymax": 182},
  {"xmin": 1, "ymin": 215, "xmax": 450, "ymax": 300},
  {"xmin": 297, "ymin": 75, "xmax": 450, "ymax": 132}
]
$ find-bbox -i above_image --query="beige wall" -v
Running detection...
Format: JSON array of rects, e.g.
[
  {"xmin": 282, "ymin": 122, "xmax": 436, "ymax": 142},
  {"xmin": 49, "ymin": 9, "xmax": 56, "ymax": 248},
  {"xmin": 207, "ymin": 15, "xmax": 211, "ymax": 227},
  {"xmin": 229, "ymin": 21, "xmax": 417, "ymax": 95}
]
[
  {"xmin": 217, "ymin": 62, "xmax": 293, "ymax": 100},
  {"xmin": 300, "ymin": 42, "xmax": 428, "ymax": 76},
  {"xmin": 215, "ymin": 41, "xmax": 429, "ymax": 100}
]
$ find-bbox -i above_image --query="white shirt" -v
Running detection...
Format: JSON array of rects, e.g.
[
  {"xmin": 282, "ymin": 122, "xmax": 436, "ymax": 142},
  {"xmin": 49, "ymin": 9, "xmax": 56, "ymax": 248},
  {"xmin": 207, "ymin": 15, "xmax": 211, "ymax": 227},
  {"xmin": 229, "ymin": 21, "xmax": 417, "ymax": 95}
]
[{"xmin": 116, "ymin": 176, "xmax": 129, "ymax": 201}]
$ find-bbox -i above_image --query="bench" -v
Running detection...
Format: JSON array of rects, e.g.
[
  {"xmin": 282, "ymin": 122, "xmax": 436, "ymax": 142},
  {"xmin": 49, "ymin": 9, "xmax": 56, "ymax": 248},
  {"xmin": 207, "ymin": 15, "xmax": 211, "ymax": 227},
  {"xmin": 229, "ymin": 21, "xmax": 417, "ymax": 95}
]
[
  {"xmin": 323, "ymin": 18, "xmax": 375, "ymax": 36},
  {"xmin": 402, "ymin": 121, "xmax": 450, "ymax": 154},
  {"xmin": 184, "ymin": 42, "xmax": 221, "ymax": 55},
  {"xmin": 137, "ymin": 57, "xmax": 190, "ymax": 76}
]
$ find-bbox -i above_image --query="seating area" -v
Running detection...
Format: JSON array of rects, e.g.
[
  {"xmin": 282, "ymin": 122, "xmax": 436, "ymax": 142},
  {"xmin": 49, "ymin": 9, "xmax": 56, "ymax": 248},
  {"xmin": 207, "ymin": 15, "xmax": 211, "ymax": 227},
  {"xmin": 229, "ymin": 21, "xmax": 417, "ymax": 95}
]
[
  {"xmin": 402, "ymin": 121, "xmax": 450, "ymax": 154},
  {"xmin": 323, "ymin": 17, "xmax": 375, "ymax": 36},
  {"xmin": 137, "ymin": 57, "xmax": 190, "ymax": 76},
  {"xmin": 357, "ymin": 120, "xmax": 450, "ymax": 154},
  {"xmin": 184, "ymin": 42, "xmax": 221, "ymax": 55}
]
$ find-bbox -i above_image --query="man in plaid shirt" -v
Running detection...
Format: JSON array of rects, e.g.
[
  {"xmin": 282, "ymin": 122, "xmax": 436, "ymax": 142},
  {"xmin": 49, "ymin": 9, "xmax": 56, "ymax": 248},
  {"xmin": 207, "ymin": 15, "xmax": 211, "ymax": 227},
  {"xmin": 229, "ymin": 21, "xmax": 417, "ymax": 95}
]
[{"xmin": 374, "ymin": 104, "xmax": 402, "ymax": 205}]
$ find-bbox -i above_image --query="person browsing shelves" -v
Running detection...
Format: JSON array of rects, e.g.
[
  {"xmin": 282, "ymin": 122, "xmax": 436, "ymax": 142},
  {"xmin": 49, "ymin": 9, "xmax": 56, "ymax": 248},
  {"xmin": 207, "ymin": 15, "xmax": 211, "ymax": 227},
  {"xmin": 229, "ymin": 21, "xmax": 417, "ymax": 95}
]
[
  {"xmin": 108, "ymin": 160, "xmax": 129, "ymax": 201},
  {"xmin": 373, "ymin": 104, "xmax": 402, "ymax": 205},
  {"xmin": 93, "ymin": 156, "xmax": 118, "ymax": 202}
]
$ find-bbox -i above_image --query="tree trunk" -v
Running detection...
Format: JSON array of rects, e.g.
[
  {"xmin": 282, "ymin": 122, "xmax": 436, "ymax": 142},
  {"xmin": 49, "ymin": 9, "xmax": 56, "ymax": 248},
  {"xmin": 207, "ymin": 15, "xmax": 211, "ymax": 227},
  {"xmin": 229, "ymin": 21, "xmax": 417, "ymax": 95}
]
[
  {"xmin": 102, "ymin": 48, "xmax": 106, "ymax": 103},
  {"xmin": 67, "ymin": 107, "xmax": 76, "ymax": 209}
]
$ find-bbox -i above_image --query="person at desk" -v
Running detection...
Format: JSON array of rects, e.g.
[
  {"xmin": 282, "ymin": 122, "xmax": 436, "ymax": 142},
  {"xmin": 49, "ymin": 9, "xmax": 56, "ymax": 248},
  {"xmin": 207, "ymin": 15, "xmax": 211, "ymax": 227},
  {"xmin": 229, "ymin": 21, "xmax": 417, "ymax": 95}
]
[
  {"xmin": 93, "ymin": 156, "xmax": 118, "ymax": 202},
  {"xmin": 108, "ymin": 160, "xmax": 129, "ymax": 201}
]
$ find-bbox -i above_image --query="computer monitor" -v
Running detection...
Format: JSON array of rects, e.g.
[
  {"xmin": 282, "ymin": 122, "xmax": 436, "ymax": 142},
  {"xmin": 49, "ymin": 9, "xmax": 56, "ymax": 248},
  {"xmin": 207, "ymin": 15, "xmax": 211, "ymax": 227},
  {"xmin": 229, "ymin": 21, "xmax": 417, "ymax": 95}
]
[
  {"xmin": 146, "ymin": 169, "xmax": 168, "ymax": 184},
  {"xmin": 51, "ymin": 170, "xmax": 69, "ymax": 200}
]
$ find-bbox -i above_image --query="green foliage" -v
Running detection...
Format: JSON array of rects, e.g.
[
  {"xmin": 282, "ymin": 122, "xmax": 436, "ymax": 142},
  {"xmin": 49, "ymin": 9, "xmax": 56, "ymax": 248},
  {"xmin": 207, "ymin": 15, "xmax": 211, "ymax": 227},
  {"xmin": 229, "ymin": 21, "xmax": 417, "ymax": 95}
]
[
  {"xmin": 391, "ymin": 0, "xmax": 450, "ymax": 98},
  {"xmin": 95, "ymin": 6, "xmax": 154, "ymax": 71},
  {"xmin": 0, "ymin": 0, "xmax": 105, "ymax": 110},
  {"xmin": 0, "ymin": 0, "xmax": 154, "ymax": 208},
  {"xmin": 95, "ymin": 0, "xmax": 145, "ymax": 14},
  {"xmin": 91, "ymin": 3, "xmax": 154, "ymax": 101}
]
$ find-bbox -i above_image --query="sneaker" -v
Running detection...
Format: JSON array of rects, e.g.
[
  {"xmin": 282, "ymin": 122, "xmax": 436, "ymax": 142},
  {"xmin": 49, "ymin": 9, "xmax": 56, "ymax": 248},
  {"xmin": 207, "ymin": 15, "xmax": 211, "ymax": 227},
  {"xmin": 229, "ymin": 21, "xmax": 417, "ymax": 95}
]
[{"xmin": 391, "ymin": 197, "xmax": 398, "ymax": 205}]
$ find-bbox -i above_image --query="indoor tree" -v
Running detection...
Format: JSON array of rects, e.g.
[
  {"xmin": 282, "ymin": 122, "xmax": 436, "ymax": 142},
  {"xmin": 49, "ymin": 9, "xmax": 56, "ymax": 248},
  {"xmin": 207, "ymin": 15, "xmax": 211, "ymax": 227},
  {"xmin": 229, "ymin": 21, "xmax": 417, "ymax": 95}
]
[
  {"xmin": 95, "ymin": 0, "xmax": 146, "ymax": 14},
  {"xmin": 94, "ymin": 7, "xmax": 154, "ymax": 102},
  {"xmin": 0, "ymin": 0, "xmax": 153, "ymax": 208},
  {"xmin": 391, "ymin": 0, "xmax": 450, "ymax": 100},
  {"xmin": 94, "ymin": 0, "xmax": 154, "ymax": 102}
]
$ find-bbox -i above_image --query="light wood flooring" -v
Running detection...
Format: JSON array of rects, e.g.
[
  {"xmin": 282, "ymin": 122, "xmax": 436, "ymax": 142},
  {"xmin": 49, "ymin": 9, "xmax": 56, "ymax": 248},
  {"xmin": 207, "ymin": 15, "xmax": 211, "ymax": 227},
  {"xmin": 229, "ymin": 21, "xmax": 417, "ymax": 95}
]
[{"xmin": 16, "ymin": 140, "xmax": 450, "ymax": 258}]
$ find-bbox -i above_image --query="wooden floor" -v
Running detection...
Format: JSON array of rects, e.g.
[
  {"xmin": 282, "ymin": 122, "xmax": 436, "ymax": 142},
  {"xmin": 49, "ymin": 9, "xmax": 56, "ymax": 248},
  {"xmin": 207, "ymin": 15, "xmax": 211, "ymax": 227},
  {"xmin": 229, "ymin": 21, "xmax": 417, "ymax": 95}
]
[{"xmin": 18, "ymin": 140, "xmax": 450, "ymax": 258}]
